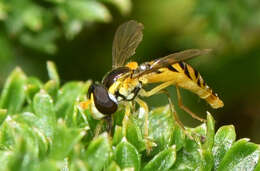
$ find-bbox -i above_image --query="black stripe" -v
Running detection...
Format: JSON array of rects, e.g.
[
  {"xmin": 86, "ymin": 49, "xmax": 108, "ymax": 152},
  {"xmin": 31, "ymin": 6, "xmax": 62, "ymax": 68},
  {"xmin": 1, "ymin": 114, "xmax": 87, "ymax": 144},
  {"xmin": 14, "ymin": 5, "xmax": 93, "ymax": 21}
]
[
  {"xmin": 197, "ymin": 78, "xmax": 201, "ymax": 87},
  {"xmin": 178, "ymin": 61, "xmax": 185, "ymax": 69},
  {"xmin": 184, "ymin": 66, "xmax": 192, "ymax": 79},
  {"xmin": 128, "ymin": 86, "xmax": 141, "ymax": 101},
  {"xmin": 203, "ymin": 81, "xmax": 206, "ymax": 87},
  {"xmin": 115, "ymin": 91, "xmax": 126, "ymax": 100},
  {"xmin": 167, "ymin": 65, "xmax": 178, "ymax": 72},
  {"xmin": 194, "ymin": 69, "xmax": 199, "ymax": 79}
]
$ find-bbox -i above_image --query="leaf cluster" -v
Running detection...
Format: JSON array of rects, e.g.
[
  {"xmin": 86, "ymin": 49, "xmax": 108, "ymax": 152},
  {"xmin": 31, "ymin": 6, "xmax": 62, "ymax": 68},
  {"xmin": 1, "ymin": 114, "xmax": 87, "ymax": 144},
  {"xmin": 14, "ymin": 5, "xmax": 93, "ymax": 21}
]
[
  {"xmin": 193, "ymin": 0, "xmax": 260, "ymax": 41},
  {"xmin": 0, "ymin": 62, "xmax": 259, "ymax": 171},
  {"xmin": 0, "ymin": 0, "xmax": 131, "ymax": 55}
]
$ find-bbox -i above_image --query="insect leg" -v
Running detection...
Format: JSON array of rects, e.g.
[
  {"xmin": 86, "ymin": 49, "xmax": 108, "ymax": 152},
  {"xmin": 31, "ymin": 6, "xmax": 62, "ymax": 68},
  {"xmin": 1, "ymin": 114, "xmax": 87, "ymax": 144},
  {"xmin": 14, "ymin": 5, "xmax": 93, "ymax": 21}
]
[
  {"xmin": 94, "ymin": 119, "xmax": 105, "ymax": 138},
  {"xmin": 159, "ymin": 90, "xmax": 185, "ymax": 128},
  {"xmin": 176, "ymin": 86, "xmax": 206, "ymax": 122},
  {"xmin": 135, "ymin": 97, "xmax": 152, "ymax": 153},
  {"xmin": 105, "ymin": 116, "xmax": 113, "ymax": 136},
  {"xmin": 139, "ymin": 81, "xmax": 175, "ymax": 97},
  {"xmin": 135, "ymin": 98, "xmax": 149, "ymax": 138},
  {"xmin": 140, "ymin": 87, "xmax": 192, "ymax": 139},
  {"xmin": 122, "ymin": 102, "xmax": 131, "ymax": 136}
]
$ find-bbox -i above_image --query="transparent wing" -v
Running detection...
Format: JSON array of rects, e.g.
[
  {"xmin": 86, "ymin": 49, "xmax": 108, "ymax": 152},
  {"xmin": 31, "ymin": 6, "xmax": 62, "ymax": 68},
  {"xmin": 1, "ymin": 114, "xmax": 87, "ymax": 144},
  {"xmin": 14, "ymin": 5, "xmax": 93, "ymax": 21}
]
[
  {"xmin": 133, "ymin": 49, "xmax": 212, "ymax": 78},
  {"xmin": 112, "ymin": 20, "xmax": 144, "ymax": 68}
]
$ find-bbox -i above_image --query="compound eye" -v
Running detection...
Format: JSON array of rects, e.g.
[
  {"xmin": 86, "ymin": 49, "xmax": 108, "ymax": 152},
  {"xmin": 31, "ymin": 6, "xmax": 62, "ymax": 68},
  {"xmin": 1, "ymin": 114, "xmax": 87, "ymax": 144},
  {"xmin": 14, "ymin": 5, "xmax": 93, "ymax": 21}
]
[{"xmin": 89, "ymin": 84, "xmax": 118, "ymax": 114}]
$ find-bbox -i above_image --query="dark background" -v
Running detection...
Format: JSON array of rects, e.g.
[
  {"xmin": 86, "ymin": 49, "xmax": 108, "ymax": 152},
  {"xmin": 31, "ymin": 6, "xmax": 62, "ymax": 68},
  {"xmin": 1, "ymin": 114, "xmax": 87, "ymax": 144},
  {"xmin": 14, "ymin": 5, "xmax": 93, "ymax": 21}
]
[{"xmin": 0, "ymin": 0, "xmax": 260, "ymax": 142}]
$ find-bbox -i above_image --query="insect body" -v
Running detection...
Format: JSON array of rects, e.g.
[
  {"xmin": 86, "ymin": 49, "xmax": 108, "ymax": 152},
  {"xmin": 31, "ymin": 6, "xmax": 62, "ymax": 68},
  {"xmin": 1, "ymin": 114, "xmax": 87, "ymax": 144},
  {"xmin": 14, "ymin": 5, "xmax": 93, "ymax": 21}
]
[{"xmin": 81, "ymin": 20, "xmax": 223, "ymax": 151}]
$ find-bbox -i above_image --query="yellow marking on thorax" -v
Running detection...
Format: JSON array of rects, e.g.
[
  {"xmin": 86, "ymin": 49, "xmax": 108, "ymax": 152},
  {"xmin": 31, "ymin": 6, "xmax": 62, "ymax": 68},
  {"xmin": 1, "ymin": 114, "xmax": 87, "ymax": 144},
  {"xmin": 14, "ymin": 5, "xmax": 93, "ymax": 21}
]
[
  {"xmin": 108, "ymin": 75, "xmax": 140, "ymax": 99},
  {"xmin": 120, "ymin": 77, "xmax": 139, "ymax": 94}
]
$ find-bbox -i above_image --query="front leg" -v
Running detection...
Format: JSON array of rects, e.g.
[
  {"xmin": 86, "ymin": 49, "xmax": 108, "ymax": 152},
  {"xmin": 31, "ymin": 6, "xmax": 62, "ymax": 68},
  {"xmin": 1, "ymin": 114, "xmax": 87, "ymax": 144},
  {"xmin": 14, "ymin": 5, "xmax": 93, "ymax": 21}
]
[
  {"xmin": 134, "ymin": 97, "xmax": 153, "ymax": 154},
  {"xmin": 122, "ymin": 102, "xmax": 131, "ymax": 137}
]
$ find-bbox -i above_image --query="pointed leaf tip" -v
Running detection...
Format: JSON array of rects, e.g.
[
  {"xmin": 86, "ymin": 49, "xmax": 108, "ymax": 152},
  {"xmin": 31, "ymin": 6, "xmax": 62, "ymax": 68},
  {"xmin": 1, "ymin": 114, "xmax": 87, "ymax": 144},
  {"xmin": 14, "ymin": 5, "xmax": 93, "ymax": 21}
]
[
  {"xmin": 0, "ymin": 67, "xmax": 27, "ymax": 114},
  {"xmin": 115, "ymin": 139, "xmax": 140, "ymax": 170}
]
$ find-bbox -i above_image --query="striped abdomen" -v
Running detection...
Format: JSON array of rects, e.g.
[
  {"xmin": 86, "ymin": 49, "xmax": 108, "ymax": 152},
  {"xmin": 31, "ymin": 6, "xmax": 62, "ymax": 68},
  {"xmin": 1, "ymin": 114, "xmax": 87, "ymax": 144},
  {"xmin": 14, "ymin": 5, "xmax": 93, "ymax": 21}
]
[{"xmin": 143, "ymin": 61, "xmax": 224, "ymax": 109}]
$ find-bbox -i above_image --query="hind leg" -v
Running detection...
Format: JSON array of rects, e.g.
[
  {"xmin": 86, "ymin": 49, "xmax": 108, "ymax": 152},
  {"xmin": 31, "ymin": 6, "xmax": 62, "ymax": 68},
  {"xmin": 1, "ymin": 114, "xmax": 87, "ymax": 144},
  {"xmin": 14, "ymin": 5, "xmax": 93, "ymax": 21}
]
[
  {"xmin": 140, "ymin": 87, "xmax": 192, "ymax": 139},
  {"xmin": 159, "ymin": 90, "xmax": 192, "ymax": 137},
  {"xmin": 176, "ymin": 86, "xmax": 206, "ymax": 122}
]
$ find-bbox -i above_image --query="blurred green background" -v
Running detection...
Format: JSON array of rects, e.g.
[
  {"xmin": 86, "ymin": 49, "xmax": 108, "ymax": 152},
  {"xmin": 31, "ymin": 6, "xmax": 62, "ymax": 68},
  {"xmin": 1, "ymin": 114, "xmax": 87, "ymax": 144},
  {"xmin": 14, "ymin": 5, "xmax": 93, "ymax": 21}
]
[{"xmin": 0, "ymin": 0, "xmax": 260, "ymax": 142}]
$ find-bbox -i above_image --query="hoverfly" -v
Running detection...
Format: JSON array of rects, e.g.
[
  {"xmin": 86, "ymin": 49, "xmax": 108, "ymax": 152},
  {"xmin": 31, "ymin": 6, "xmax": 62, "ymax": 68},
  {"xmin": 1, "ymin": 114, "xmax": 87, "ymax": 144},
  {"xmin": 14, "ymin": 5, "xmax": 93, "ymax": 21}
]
[{"xmin": 80, "ymin": 20, "xmax": 224, "ymax": 151}]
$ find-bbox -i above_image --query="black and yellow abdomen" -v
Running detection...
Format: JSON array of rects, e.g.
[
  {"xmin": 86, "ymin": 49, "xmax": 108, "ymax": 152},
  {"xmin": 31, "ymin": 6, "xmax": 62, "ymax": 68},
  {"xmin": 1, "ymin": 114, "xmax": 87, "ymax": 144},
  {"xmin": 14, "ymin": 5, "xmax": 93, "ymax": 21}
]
[{"xmin": 143, "ymin": 61, "xmax": 224, "ymax": 109}]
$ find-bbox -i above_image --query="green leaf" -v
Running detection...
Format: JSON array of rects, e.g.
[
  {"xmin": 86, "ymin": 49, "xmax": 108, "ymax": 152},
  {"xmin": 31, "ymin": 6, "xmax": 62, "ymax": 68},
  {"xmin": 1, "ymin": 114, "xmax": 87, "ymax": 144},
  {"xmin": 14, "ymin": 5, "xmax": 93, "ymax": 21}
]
[
  {"xmin": 55, "ymin": 82, "xmax": 87, "ymax": 118},
  {"xmin": 203, "ymin": 113, "xmax": 215, "ymax": 150},
  {"xmin": 70, "ymin": 159, "xmax": 91, "ymax": 171},
  {"xmin": 0, "ymin": 2, "xmax": 8, "ymax": 21},
  {"xmin": 217, "ymin": 139, "xmax": 260, "ymax": 171},
  {"xmin": 34, "ymin": 160, "xmax": 59, "ymax": 171},
  {"xmin": 0, "ymin": 151, "xmax": 12, "ymax": 171},
  {"xmin": 7, "ymin": 138, "xmax": 32, "ymax": 170},
  {"xmin": 255, "ymin": 161, "xmax": 260, "ymax": 171},
  {"xmin": 62, "ymin": 1, "xmax": 112, "ymax": 22},
  {"xmin": 20, "ymin": 29, "xmax": 59, "ymax": 54},
  {"xmin": 49, "ymin": 120, "xmax": 85, "ymax": 160},
  {"xmin": 33, "ymin": 90, "xmax": 56, "ymax": 138},
  {"xmin": 84, "ymin": 133, "xmax": 111, "ymax": 171},
  {"xmin": 0, "ymin": 114, "xmax": 48, "ymax": 160},
  {"xmin": 213, "ymin": 125, "xmax": 236, "ymax": 170},
  {"xmin": 171, "ymin": 123, "xmax": 207, "ymax": 170},
  {"xmin": 22, "ymin": 5, "xmax": 43, "ymax": 31},
  {"xmin": 102, "ymin": 0, "xmax": 132, "ymax": 15},
  {"xmin": 46, "ymin": 61, "xmax": 60, "ymax": 86},
  {"xmin": 114, "ymin": 138, "xmax": 140, "ymax": 170},
  {"xmin": 82, "ymin": 109, "xmax": 101, "ymax": 136},
  {"xmin": 0, "ymin": 67, "xmax": 27, "ymax": 114},
  {"xmin": 126, "ymin": 117, "xmax": 146, "ymax": 152},
  {"xmin": 44, "ymin": 80, "xmax": 59, "ymax": 102},
  {"xmin": 59, "ymin": 0, "xmax": 112, "ymax": 39},
  {"xmin": 0, "ymin": 109, "xmax": 7, "ymax": 126},
  {"xmin": 112, "ymin": 125, "xmax": 123, "ymax": 146},
  {"xmin": 107, "ymin": 161, "xmax": 121, "ymax": 171},
  {"xmin": 145, "ymin": 106, "xmax": 175, "ymax": 154},
  {"xmin": 202, "ymin": 113, "xmax": 215, "ymax": 171},
  {"xmin": 25, "ymin": 77, "xmax": 43, "ymax": 104},
  {"xmin": 144, "ymin": 145, "xmax": 176, "ymax": 171},
  {"xmin": 171, "ymin": 125, "xmax": 185, "ymax": 151},
  {"xmin": 20, "ymin": 115, "xmax": 49, "ymax": 155},
  {"xmin": 66, "ymin": 101, "xmax": 86, "ymax": 127},
  {"xmin": 66, "ymin": 81, "xmax": 91, "ymax": 127},
  {"xmin": 114, "ymin": 108, "xmax": 125, "ymax": 126}
]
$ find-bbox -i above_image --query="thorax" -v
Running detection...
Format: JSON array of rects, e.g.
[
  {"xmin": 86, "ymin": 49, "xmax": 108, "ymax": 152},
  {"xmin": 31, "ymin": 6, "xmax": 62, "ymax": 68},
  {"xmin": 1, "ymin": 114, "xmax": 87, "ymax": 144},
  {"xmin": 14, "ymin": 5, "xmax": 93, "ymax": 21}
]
[
  {"xmin": 109, "ymin": 77, "xmax": 142, "ymax": 102},
  {"xmin": 102, "ymin": 66, "xmax": 143, "ymax": 102}
]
